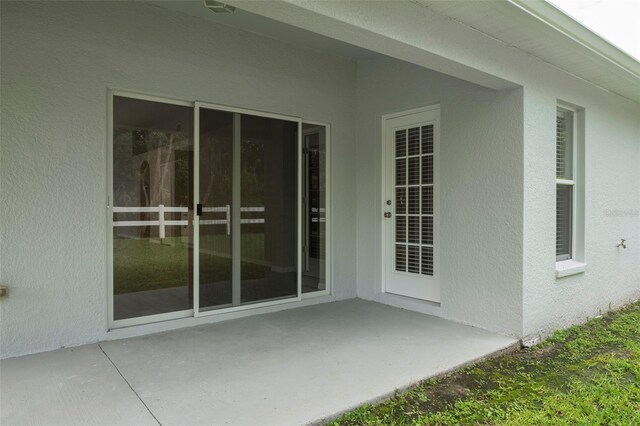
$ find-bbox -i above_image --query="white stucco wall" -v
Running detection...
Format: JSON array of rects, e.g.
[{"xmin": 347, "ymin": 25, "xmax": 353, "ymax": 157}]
[
  {"xmin": 521, "ymin": 70, "xmax": 640, "ymax": 338},
  {"xmin": 235, "ymin": 0, "xmax": 640, "ymax": 338},
  {"xmin": 355, "ymin": 58, "xmax": 524, "ymax": 336},
  {"xmin": 0, "ymin": 1, "xmax": 358, "ymax": 358}
]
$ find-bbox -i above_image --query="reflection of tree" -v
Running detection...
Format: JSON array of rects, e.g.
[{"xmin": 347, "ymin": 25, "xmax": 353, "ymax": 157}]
[
  {"xmin": 113, "ymin": 128, "xmax": 192, "ymax": 208},
  {"xmin": 241, "ymin": 139, "xmax": 264, "ymax": 206},
  {"xmin": 200, "ymin": 133, "xmax": 232, "ymax": 206},
  {"xmin": 198, "ymin": 134, "xmax": 266, "ymax": 207}
]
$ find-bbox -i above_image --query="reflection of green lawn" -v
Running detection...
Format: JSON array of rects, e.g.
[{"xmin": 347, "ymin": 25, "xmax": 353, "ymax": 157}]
[{"xmin": 114, "ymin": 235, "xmax": 264, "ymax": 294}]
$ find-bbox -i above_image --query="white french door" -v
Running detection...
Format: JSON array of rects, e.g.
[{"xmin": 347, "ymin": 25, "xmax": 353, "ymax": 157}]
[{"xmin": 383, "ymin": 106, "xmax": 440, "ymax": 303}]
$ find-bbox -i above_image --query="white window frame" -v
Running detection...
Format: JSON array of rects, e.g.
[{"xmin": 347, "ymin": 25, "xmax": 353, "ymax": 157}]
[
  {"xmin": 555, "ymin": 102, "xmax": 586, "ymax": 278},
  {"xmin": 107, "ymin": 90, "xmax": 332, "ymax": 330}
]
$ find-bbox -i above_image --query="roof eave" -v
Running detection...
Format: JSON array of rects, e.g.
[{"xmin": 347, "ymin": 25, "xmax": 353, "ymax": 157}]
[{"xmin": 508, "ymin": 0, "xmax": 640, "ymax": 80}]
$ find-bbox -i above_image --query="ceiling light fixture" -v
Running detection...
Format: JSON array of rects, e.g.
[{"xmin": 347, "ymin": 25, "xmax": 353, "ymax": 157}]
[{"xmin": 204, "ymin": 0, "xmax": 236, "ymax": 14}]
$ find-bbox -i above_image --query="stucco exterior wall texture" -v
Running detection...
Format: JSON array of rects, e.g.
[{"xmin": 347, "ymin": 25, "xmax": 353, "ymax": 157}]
[
  {"xmin": 1, "ymin": 0, "xmax": 639, "ymax": 358},
  {"xmin": 355, "ymin": 58, "xmax": 524, "ymax": 336},
  {"xmin": 522, "ymin": 83, "xmax": 640, "ymax": 338},
  {"xmin": 241, "ymin": 0, "xmax": 639, "ymax": 336},
  {"xmin": 0, "ymin": 1, "xmax": 358, "ymax": 358}
]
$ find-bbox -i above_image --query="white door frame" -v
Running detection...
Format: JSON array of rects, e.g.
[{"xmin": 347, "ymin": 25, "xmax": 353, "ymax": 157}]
[{"xmin": 380, "ymin": 104, "xmax": 441, "ymax": 302}]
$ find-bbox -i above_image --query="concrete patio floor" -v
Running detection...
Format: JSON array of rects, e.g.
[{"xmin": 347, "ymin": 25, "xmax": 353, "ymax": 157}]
[{"xmin": 1, "ymin": 299, "xmax": 517, "ymax": 425}]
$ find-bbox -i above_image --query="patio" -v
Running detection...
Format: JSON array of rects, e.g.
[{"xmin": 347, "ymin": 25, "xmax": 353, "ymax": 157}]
[{"xmin": 1, "ymin": 300, "xmax": 516, "ymax": 425}]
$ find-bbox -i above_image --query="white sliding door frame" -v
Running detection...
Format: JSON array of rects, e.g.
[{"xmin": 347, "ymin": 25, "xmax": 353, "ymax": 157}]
[
  {"xmin": 107, "ymin": 90, "xmax": 195, "ymax": 329},
  {"xmin": 301, "ymin": 120, "xmax": 332, "ymax": 299},
  {"xmin": 107, "ymin": 90, "xmax": 326, "ymax": 329},
  {"xmin": 193, "ymin": 101, "xmax": 303, "ymax": 318}
]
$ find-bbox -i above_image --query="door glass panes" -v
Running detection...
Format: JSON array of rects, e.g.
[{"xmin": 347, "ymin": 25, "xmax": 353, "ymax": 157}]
[
  {"xmin": 240, "ymin": 115, "xmax": 298, "ymax": 304},
  {"xmin": 394, "ymin": 125, "xmax": 435, "ymax": 276},
  {"xmin": 112, "ymin": 96, "xmax": 193, "ymax": 320},
  {"xmin": 199, "ymin": 109, "xmax": 234, "ymax": 310},
  {"xmin": 302, "ymin": 124, "xmax": 327, "ymax": 293}
]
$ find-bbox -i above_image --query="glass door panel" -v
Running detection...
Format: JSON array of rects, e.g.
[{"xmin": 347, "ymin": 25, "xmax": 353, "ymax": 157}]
[
  {"xmin": 301, "ymin": 124, "xmax": 327, "ymax": 293},
  {"xmin": 240, "ymin": 114, "xmax": 298, "ymax": 304},
  {"xmin": 112, "ymin": 96, "xmax": 193, "ymax": 320},
  {"xmin": 198, "ymin": 108, "xmax": 234, "ymax": 310},
  {"xmin": 112, "ymin": 97, "xmax": 303, "ymax": 324}
]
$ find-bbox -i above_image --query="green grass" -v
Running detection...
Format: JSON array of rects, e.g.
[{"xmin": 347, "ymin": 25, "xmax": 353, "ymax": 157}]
[
  {"xmin": 114, "ymin": 234, "xmax": 265, "ymax": 294},
  {"xmin": 331, "ymin": 300, "xmax": 640, "ymax": 426}
]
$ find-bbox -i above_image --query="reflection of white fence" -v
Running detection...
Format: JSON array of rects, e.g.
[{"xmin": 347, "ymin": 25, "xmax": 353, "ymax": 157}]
[
  {"xmin": 200, "ymin": 206, "xmax": 265, "ymax": 235},
  {"xmin": 112, "ymin": 205, "xmax": 187, "ymax": 239},
  {"xmin": 112, "ymin": 205, "xmax": 265, "ymax": 238},
  {"xmin": 311, "ymin": 207, "xmax": 327, "ymax": 223}
]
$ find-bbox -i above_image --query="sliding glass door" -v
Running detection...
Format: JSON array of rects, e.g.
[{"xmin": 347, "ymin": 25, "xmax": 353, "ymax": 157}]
[
  {"xmin": 197, "ymin": 107, "xmax": 299, "ymax": 312},
  {"xmin": 110, "ymin": 93, "xmax": 331, "ymax": 327},
  {"xmin": 197, "ymin": 108, "xmax": 234, "ymax": 310},
  {"xmin": 111, "ymin": 96, "xmax": 194, "ymax": 321}
]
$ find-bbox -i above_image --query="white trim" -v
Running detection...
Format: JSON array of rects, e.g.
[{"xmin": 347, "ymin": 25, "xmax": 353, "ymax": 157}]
[
  {"xmin": 110, "ymin": 90, "xmax": 194, "ymax": 108},
  {"xmin": 296, "ymin": 120, "xmax": 303, "ymax": 302},
  {"xmin": 111, "ymin": 309, "xmax": 193, "ymax": 329},
  {"xmin": 194, "ymin": 100, "xmax": 299, "ymax": 122},
  {"xmin": 231, "ymin": 112, "xmax": 242, "ymax": 307},
  {"xmin": 195, "ymin": 295, "xmax": 298, "ymax": 319},
  {"xmin": 380, "ymin": 104, "xmax": 441, "ymax": 121},
  {"xmin": 193, "ymin": 103, "xmax": 201, "ymax": 315},
  {"xmin": 106, "ymin": 91, "xmax": 114, "ymax": 328},
  {"xmin": 555, "ymin": 259, "xmax": 586, "ymax": 278}
]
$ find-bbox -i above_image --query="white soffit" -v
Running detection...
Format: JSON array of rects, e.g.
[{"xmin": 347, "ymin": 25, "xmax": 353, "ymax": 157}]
[
  {"xmin": 146, "ymin": 0, "xmax": 519, "ymax": 91},
  {"xmin": 415, "ymin": 0, "xmax": 640, "ymax": 103},
  {"xmin": 146, "ymin": 0, "xmax": 638, "ymax": 101},
  {"xmin": 144, "ymin": 0, "xmax": 382, "ymax": 60}
]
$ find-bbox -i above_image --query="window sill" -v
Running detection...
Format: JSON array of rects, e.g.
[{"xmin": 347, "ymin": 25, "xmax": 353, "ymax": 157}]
[{"xmin": 556, "ymin": 260, "xmax": 586, "ymax": 278}]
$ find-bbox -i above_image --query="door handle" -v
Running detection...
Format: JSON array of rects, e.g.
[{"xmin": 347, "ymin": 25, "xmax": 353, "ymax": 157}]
[
  {"xmin": 384, "ymin": 212, "xmax": 392, "ymax": 218},
  {"xmin": 196, "ymin": 203, "xmax": 203, "ymax": 216}
]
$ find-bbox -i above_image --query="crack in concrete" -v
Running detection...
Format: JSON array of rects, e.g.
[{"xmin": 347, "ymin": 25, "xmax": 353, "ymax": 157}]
[{"xmin": 98, "ymin": 344, "xmax": 162, "ymax": 426}]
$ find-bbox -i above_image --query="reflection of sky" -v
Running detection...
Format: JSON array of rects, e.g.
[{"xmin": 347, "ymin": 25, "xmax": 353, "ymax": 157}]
[{"xmin": 548, "ymin": 0, "xmax": 640, "ymax": 60}]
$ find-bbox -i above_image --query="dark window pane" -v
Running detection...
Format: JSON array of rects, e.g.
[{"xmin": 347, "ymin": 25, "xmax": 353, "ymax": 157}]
[
  {"xmin": 240, "ymin": 114, "xmax": 298, "ymax": 303},
  {"xmin": 556, "ymin": 184, "xmax": 573, "ymax": 260},
  {"xmin": 112, "ymin": 96, "xmax": 193, "ymax": 320}
]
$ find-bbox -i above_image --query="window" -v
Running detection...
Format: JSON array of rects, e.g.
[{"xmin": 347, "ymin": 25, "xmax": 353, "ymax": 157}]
[
  {"xmin": 555, "ymin": 103, "xmax": 585, "ymax": 278},
  {"xmin": 556, "ymin": 107, "xmax": 575, "ymax": 261}
]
